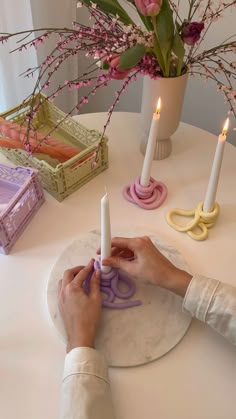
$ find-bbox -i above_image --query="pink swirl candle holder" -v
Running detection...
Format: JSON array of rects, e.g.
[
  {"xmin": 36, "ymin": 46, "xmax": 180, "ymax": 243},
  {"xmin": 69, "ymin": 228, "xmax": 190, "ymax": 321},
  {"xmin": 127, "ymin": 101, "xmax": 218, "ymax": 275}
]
[
  {"xmin": 123, "ymin": 176, "xmax": 167, "ymax": 210},
  {"xmin": 84, "ymin": 260, "xmax": 141, "ymax": 309}
]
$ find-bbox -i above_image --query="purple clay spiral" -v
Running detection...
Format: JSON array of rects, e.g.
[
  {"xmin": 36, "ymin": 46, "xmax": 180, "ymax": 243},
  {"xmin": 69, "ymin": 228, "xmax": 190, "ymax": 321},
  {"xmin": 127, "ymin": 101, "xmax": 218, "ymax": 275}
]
[
  {"xmin": 84, "ymin": 260, "xmax": 141, "ymax": 309},
  {"xmin": 123, "ymin": 176, "xmax": 168, "ymax": 210},
  {"xmin": 110, "ymin": 271, "xmax": 136, "ymax": 299},
  {"xmin": 100, "ymin": 286, "xmax": 115, "ymax": 303}
]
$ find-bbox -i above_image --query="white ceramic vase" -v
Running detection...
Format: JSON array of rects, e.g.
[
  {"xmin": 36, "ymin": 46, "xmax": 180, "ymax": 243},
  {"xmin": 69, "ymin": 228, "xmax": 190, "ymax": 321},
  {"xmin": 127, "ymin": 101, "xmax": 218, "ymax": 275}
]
[{"xmin": 140, "ymin": 73, "xmax": 188, "ymax": 160}]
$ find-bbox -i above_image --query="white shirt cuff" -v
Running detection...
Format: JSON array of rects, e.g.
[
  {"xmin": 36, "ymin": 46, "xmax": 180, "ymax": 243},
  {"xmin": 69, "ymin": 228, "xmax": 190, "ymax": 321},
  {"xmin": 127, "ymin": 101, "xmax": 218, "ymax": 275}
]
[
  {"xmin": 183, "ymin": 274, "xmax": 220, "ymax": 322},
  {"xmin": 63, "ymin": 347, "xmax": 109, "ymax": 384}
]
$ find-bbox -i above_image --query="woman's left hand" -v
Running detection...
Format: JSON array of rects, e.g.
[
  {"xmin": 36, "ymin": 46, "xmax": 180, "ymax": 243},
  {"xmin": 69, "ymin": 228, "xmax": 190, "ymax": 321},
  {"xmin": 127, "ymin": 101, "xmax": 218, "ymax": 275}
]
[{"xmin": 58, "ymin": 259, "xmax": 102, "ymax": 352}]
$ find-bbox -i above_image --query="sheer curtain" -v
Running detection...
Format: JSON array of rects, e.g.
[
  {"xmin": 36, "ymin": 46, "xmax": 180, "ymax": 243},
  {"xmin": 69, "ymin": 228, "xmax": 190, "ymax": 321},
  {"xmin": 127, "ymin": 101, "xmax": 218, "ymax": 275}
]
[
  {"xmin": 0, "ymin": 0, "xmax": 77, "ymax": 114},
  {"xmin": 0, "ymin": 0, "xmax": 38, "ymax": 112}
]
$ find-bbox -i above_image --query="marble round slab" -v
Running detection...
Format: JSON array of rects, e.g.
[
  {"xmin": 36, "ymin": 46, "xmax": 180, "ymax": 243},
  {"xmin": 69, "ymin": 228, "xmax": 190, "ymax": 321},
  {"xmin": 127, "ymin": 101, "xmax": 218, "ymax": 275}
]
[{"xmin": 47, "ymin": 229, "xmax": 192, "ymax": 367}]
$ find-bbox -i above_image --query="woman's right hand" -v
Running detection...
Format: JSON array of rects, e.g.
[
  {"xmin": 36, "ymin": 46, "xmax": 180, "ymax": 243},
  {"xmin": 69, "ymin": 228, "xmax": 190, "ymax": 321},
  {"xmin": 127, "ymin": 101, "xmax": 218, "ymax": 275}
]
[{"xmin": 100, "ymin": 236, "xmax": 192, "ymax": 297}]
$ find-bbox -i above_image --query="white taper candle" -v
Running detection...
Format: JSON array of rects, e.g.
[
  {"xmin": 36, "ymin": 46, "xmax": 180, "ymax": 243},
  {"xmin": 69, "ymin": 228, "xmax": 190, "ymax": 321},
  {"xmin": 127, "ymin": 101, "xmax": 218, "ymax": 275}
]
[
  {"xmin": 101, "ymin": 190, "xmax": 112, "ymax": 273},
  {"xmin": 140, "ymin": 98, "xmax": 161, "ymax": 187},
  {"xmin": 203, "ymin": 118, "xmax": 229, "ymax": 212}
]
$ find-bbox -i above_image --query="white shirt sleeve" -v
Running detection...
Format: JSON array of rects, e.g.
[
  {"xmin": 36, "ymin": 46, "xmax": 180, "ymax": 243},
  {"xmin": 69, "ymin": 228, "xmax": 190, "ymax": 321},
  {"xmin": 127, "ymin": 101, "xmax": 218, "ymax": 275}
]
[
  {"xmin": 59, "ymin": 347, "xmax": 115, "ymax": 419},
  {"xmin": 183, "ymin": 274, "xmax": 236, "ymax": 345}
]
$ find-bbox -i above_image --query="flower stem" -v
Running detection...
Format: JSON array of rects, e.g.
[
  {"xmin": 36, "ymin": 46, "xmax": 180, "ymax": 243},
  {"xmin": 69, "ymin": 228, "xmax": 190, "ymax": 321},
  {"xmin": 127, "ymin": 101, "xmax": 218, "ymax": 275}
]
[{"xmin": 151, "ymin": 17, "xmax": 166, "ymax": 76}]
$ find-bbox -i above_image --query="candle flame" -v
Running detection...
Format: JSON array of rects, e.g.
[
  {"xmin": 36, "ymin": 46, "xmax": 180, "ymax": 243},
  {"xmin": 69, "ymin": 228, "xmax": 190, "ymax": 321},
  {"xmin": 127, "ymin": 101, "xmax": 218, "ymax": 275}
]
[
  {"xmin": 156, "ymin": 97, "xmax": 161, "ymax": 114},
  {"xmin": 222, "ymin": 118, "xmax": 229, "ymax": 135}
]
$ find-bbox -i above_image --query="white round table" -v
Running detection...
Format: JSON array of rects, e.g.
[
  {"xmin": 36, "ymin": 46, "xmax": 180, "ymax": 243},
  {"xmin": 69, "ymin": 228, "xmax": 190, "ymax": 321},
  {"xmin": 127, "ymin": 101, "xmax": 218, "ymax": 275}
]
[{"xmin": 0, "ymin": 113, "xmax": 236, "ymax": 419}]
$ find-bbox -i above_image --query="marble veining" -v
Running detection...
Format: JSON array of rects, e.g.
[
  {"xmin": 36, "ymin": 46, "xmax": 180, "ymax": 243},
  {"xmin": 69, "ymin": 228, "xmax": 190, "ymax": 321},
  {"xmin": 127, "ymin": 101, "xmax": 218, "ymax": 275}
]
[{"xmin": 47, "ymin": 228, "xmax": 192, "ymax": 367}]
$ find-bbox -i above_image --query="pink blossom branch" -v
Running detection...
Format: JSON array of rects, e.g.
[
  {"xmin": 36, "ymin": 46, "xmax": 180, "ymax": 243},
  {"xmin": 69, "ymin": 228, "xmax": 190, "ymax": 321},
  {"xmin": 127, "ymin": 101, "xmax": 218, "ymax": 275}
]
[
  {"xmin": 93, "ymin": 71, "xmax": 139, "ymax": 163},
  {"xmin": 1, "ymin": 0, "xmax": 235, "ymax": 157}
]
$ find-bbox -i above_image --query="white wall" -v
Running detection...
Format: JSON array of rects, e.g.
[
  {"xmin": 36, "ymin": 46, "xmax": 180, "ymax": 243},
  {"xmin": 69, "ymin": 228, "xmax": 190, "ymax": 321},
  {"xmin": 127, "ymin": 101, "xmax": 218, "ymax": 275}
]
[
  {"xmin": 180, "ymin": 3, "xmax": 236, "ymax": 145},
  {"xmin": 0, "ymin": 0, "xmax": 38, "ymax": 112},
  {"xmin": 78, "ymin": 3, "xmax": 236, "ymax": 145},
  {"xmin": 1, "ymin": 1, "xmax": 234, "ymax": 144},
  {"xmin": 30, "ymin": 0, "xmax": 78, "ymax": 113}
]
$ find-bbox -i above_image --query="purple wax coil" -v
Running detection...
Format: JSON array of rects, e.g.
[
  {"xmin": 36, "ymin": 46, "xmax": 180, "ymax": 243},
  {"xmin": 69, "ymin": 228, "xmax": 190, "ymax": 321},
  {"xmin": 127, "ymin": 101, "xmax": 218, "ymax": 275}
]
[{"xmin": 84, "ymin": 260, "xmax": 141, "ymax": 309}]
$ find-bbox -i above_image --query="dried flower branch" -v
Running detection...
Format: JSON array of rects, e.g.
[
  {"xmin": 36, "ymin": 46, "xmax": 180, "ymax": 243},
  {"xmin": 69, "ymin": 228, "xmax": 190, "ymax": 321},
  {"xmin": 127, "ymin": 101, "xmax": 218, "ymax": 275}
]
[{"xmin": 0, "ymin": 0, "xmax": 235, "ymax": 161}]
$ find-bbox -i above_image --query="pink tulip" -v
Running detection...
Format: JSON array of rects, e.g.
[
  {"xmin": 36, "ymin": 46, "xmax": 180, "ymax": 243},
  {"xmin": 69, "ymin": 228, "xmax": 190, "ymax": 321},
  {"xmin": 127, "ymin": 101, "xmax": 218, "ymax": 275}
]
[
  {"xmin": 109, "ymin": 55, "xmax": 122, "ymax": 69},
  {"xmin": 106, "ymin": 54, "xmax": 133, "ymax": 80},
  {"xmin": 181, "ymin": 22, "xmax": 204, "ymax": 46},
  {"xmin": 134, "ymin": 0, "xmax": 162, "ymax": 17}
]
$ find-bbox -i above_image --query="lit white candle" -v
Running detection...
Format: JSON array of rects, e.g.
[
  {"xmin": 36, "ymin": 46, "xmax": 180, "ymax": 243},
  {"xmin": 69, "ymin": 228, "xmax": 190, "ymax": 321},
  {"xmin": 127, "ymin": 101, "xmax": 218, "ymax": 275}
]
[
  {"xmin": 101, "ymin": 190, "xmax": 112, "ymax": 273},
  {"xmin": 140, "ymin": 98, "xmax": 161, "ymax": 187},
  {"xmin": 203, "ymin": 118, "xmax": 229, "ymax": 213}
]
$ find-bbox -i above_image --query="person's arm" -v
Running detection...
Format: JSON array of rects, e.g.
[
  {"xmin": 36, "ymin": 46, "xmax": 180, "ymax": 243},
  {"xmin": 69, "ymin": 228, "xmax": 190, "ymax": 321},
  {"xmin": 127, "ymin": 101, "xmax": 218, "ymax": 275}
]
[
  {"xmin": 59, "ymin": 347, "xmax": 114, "ymax": 419},
  {"xmin": 102, "ymin": 236, "xmax": 236, "ymax": 345},
  {"xmin": 58, "ymin": 261, "xmax": 116, "ymax": 419},
  {"xmin": 183, "ymin": 274, "xmax": 236, "ymax": 345}
]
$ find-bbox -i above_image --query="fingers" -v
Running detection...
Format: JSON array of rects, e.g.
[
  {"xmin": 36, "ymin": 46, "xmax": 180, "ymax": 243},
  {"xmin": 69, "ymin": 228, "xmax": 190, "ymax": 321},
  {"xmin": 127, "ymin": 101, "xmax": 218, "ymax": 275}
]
[
  {"xmin": 112, "ymin": 237, "xmax": 136, "ymax": 250},
  {"xmin": 73, "ymin": 259, "xmax": 95, "ymax": 288},
  {"xmin": 58, "ymin": 279, "xmax": 66, "ymax": 307},
  {"xmin": 97, "ymin": 247, "xmax": 132, "ymax": 258},
  {"xmin": 89, "ymin": 269, "xmax": 101, "ymax": 297},
  {"xmin": 62, "ymin": 266, "xmax": 84, "ymax": 287},
  {"xmin": 111, "ymin": 248, "xmax": 134, "ymax": 259},
  {"xmin": 102, "ymin": 255, "xmax": 133, "ymax": 273},
  {"xmin": 97, "ymin": 237, "xmax": 135, "ymax": 255}
]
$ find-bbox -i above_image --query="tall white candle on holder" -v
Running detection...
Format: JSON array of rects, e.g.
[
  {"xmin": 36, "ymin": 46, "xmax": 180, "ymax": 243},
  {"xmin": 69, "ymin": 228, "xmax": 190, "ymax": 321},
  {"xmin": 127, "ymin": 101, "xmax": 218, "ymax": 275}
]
[
  {"xmin": 101, "ymin": 190, "xmax": 112, "ymax": 273},
  {"xmin": 140, "ymin": 97, "xmax": 161, "ymax": 187},
  {"xmin": 203, "ymin": 118, "xmax": 229, "ymax": 213}
]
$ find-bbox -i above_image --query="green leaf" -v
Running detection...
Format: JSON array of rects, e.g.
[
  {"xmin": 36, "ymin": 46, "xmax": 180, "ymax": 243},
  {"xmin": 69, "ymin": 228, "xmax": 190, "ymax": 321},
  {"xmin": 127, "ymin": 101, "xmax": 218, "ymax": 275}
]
[
  {"xmin": 137, "ymin": 11, "xmax": 153, "ymax": 31},
  {"xmin": 118, "ymin": 44, "xmax": 146, "ymax": 70},
  {"xmin": 152, "ymin": 39, "xmax": 165, "ymax": 75},
  {"xmin": 156, "ymin": 0, "xmax": 175, "ymax": 75},
  {"xmin": 172, "ymin": 29, "xmax": 185, "ymax": 76},
  {"xmin": 102, "ymin": 61, "xmax": 110, "ymax": 70},
  {"xmin": 82, "ymin": 0, "xmax": 134, "ymax": 26}
]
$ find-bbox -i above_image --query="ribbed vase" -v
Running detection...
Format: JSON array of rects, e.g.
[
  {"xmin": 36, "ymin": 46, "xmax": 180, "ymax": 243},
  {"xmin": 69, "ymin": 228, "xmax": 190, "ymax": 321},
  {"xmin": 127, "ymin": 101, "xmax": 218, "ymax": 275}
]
[{"xmin": 140, "ymin": 73, "xmax": 188, "ymax": 160}]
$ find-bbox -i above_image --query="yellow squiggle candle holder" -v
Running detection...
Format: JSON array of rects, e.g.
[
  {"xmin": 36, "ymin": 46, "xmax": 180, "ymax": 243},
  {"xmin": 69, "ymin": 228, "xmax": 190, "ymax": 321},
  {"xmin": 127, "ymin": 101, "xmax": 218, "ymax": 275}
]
[{"xmin": 166, "ymin": 201, "xmax": 220, "ymax": 241}]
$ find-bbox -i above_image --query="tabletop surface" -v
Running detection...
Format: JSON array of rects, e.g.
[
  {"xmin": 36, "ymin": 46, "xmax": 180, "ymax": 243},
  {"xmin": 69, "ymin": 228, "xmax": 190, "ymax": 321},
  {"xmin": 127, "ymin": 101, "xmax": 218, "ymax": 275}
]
[{"xmin": 0, "ymin": 112, "xmax": 236, "ymax": 419}]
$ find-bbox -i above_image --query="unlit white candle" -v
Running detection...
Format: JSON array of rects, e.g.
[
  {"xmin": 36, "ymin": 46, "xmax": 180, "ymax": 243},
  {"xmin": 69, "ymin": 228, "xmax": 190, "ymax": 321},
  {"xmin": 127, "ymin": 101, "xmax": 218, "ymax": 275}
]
[
  {"xmin": 203, "ymin": 119, "xmax": 229, "ymax": 212},
  {"xmin": 140, "ymin": 98, "xmax": 161, "ymax": 187},
  {"xmin": 101, "ymin": 191, "xmax": 112, "ymax": 273}
]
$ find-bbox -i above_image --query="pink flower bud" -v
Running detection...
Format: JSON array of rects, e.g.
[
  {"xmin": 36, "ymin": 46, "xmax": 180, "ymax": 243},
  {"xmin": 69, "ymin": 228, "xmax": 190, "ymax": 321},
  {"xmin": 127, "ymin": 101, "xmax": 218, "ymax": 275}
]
[
  {"xmin": 109, "ymin": 55, "xmax": 120, "ymax": 69},
  {"xmin": 104, "ymin": 54, "xmax": 133, "ymax": 80},
  {"xmin": 181, "ymin": 22, "xmax": 204, "ymax": 46},
  {"xmin": 134, "ymin": 0, "xmax": 162, "ymax": 17}
]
